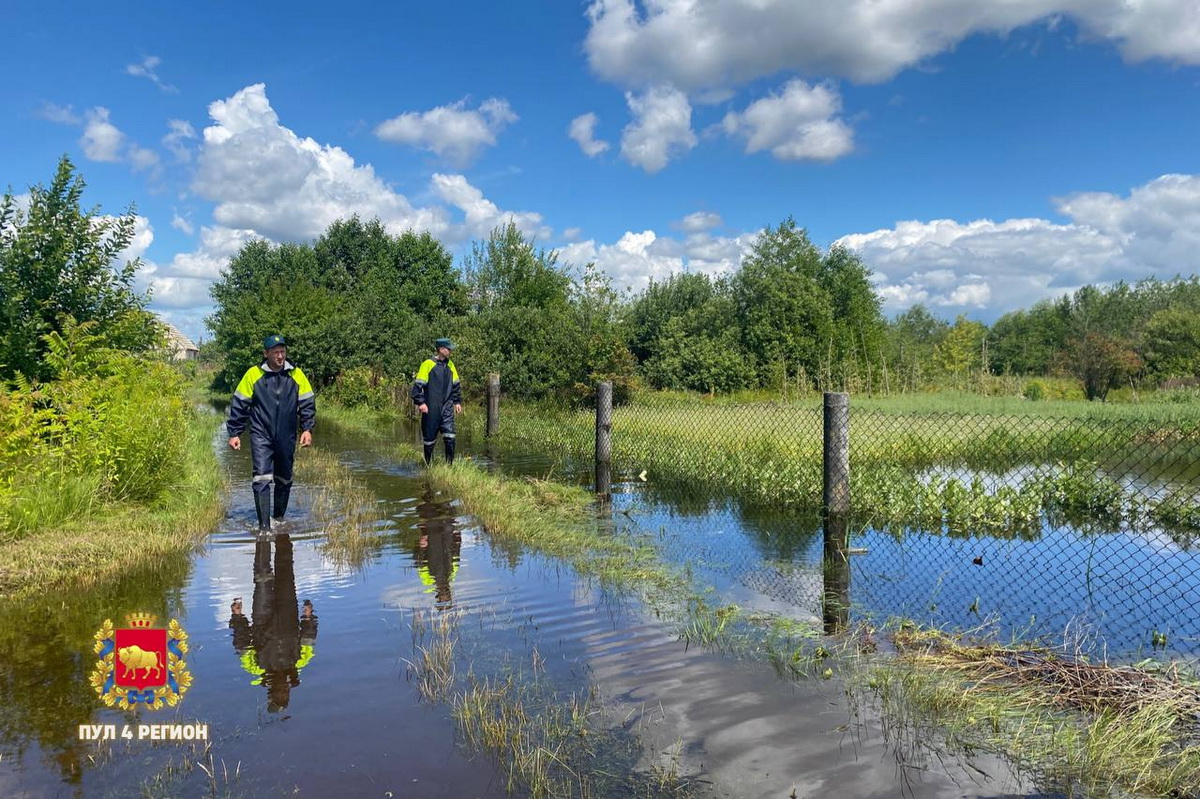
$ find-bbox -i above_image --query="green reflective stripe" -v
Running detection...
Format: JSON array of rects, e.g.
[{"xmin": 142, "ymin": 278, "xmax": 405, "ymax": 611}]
[
  {"xmin": 240, "ymin": 649, "xmax": 264, "ymax": 677},
  {"xmin": 448, "ymin": 361, "xmax": 460, "ymax": 383},
  {"xmin": 415, "ymin": 359, "xmax": 435, "ymax": 382},
  {"xmin": 292, "ymin": 367, "xmax": 314, "ymax": 396},
  {"xmin": 235, "ymin": 366, "xmax": 264, "ymax": 399}
]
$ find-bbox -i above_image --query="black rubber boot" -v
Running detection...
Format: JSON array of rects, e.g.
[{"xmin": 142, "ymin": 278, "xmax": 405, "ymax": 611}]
[
  {"xmin": 423, "ymin": 443, "xmax": 435, "ymax": 465},
  {"xmin": 254, "ymin": 491, "xmax": 272, "ymax": 530},
  {"xmin": 444, "ymin": 437, "xmax": 456, "ymax": 465},
  {"xmin": 273, "ymin": 482, "xmax": 291, "ymax": 520}
]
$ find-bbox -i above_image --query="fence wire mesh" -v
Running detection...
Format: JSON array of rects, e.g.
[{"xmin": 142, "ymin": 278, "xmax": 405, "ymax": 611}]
[{"xmin": 476, "ymin": 389, "xmax": 1200, "ymax": 656}]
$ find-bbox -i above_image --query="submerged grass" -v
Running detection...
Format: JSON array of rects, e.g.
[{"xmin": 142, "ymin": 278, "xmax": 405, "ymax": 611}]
[
  {"xmin": 0, "ymin": 406, "xmax": 225, "ymax": 599},
  {"xmin": 399, "ymin": 443, "xmax": 1200, "ymax": 795},
  {"xmin": 294, "ymin": 446, "xmax": 384, "ymax": 570},
  {"xmin": 401, "ymin": 596, "xmax": 697, "ymax": 798}
]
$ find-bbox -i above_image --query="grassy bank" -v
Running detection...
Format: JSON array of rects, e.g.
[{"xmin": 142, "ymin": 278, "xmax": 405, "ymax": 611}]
[
  {"xmin": 0, "ymin": 406, "xmax": 225, "ymax": 599},
  {"xmin": 862, "ymin": 625, "xmax": 1200, "ymax": 795},
  {"xmin": 399, "ymin": 444, "xmax": 683, "ymax": 597}
]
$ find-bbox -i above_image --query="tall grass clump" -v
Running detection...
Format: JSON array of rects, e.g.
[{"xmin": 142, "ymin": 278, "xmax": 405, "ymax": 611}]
[{"xmin": 297, "ymin": 447, "xmax": 385, "ymax": 569}]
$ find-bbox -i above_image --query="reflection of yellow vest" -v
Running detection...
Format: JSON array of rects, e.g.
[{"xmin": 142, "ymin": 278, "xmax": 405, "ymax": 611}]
[
  {"xmin": 417, "ymin": 561, "xmax": 458, "ymax": 593},
  {"xmin": 240, "ymin": 646, "xmax": 315, "ymax": 685}
]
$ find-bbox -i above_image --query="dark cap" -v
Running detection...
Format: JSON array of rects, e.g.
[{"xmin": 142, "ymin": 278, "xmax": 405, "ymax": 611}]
[
  {"xmin": 263, "ymin": 334, "xmax": 287, "ymax": 350},
  {"xmin": 434, "ymin": 338, "xmax": 454, "ymax": 350}
]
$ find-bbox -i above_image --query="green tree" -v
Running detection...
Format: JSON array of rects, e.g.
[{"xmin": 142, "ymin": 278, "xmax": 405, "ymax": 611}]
[
  {"xmin": 1064, "ymin": 331, "xmax": 1142, "ymax": 401},
  {"xmin": 624, "ymin": 272, "xmax": 717, "ymax": 363},
  {"xmin": 1143, "ymin": 307, "xmax": 1200, "ymax": 379},
  {"xmin": 0, "ymin": 157, "xmax": 159, "ymax": 380},
  {"xmin": 464, "ymin": 221, "xmax": 571, "ymax": 312},
  {"xmin": 732, "ymin": 219, "xmax": 834, "ymax": 386},
  {"xmin": 933, "ymin": 314, "xmax": 987, "ymax": 383}
]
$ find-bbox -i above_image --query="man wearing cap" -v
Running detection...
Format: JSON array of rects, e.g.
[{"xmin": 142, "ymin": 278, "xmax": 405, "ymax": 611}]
[
  {"xmin": 411, "ymin": 338, "xmax": 462, "ymax": 465},
  {"xmin": 227, "ymin": 335, "xmax": 316, "ymax": 530}
]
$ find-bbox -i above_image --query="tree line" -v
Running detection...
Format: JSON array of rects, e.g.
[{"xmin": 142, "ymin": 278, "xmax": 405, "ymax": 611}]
[
  {"xmin": 3, "ymin": 159, "xmax": 1196, "ymax": 406},
  {"xmin": 207, "ymin": 215, "xmax": 1200, "ymax": 404}
]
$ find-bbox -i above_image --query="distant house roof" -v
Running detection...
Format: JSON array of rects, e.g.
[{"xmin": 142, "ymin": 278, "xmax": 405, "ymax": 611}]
[{"xmin": 159, "ymin": 319, "xmax": 199, "ymax": 358}]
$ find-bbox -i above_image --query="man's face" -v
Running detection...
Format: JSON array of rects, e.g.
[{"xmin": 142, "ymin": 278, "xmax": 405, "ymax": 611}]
[
  {"xmin": 265, "ymin": 345, "xmax": 287, "ymax": 369},
  {"xmin": 436, "ymin": 346, "xmax": 451, "ymax": 359}
]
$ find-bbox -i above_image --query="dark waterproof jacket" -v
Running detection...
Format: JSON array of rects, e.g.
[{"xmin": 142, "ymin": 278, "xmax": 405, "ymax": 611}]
[
  {"xmin": 410, "ymin": 357, "xmax": 462, "ymax": 411},
  {"xmin": 227, "ymin": 361, "xmax": 316, "ymax": 444}
]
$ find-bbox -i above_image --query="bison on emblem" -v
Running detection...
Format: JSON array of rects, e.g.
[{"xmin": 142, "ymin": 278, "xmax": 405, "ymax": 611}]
[{"xmin": 118, "ymin": 645, "xmax": 163, "ymax": 681}]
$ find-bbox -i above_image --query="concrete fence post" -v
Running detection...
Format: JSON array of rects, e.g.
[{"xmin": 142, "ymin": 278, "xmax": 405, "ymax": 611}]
[
  {"xmin": 595, "ymin": 381, "xmax": 613, "ymax": 498},
  {"xmin": 822, "ymin": 391, "xmax": 851, "ymax": 633},
  {"xmin": 823, "ymin": 392, "xmax": 850, "ymax": 515}
]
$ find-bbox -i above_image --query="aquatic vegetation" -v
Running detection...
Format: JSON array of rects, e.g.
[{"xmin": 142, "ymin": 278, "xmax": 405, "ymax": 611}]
[
  {"xmin": 857, "ymin": 624, "xmax": 1200, "ymax": 796},
  {"xmin": 296, "ymin": 447, "xmax": 385, "ymax": 570}
]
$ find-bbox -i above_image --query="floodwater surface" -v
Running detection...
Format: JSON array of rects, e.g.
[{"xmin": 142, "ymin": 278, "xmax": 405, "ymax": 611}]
[{"xmin": 0, "ymin": 415, "xmax": 1063, "ymax": 798}]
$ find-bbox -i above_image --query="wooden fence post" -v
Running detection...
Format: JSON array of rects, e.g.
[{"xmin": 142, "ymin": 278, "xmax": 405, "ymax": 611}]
[
  {"xmin": 823, "ymin": 392, "xmax": 850, "ymax": 515},
  {"xmin": 486, "ymin": 373, "xmax": 500, "ymax": 438}
]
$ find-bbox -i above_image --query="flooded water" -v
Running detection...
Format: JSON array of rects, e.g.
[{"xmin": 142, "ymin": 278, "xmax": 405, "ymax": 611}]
[{"xmin": 0, "ymin": 412, "xmax": 1071, "ymax": 798}]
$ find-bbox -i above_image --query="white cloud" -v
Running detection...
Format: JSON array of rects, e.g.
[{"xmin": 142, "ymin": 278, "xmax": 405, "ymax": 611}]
[
  {"xmin": 721, "ymin": 80, "xmax": 854, "ymax": 161},
  {"xmin": 374, "ymin": 98, "xmax": 517, "ymax": 167},
  {"xmin": 126, "ymin": 55, "xmax": 177, "ymax": 93},
  {"xmin": 620, "ymin": 86, "xmax": 697, "ymax": 173},
  {"xmin": 81, "ymin": 108, "xmax": 124, "ymax": 162},
  {"xmin": 140, "ymin": 224, "xmax": 260, "ymax": 310},
  {"xmin": 171, "ymin": 212, "xmax": 194, "ymax": 235},
  {"xmin": 35, "ymin": 101, "xmax": 80, "ymax": 125},
  {"xmin": 194, "ymin": 83, "xmax": 451, "ymax": 242},
  {"xmin": 561, "ymin": 227, "xmax": 754, "ymax": 292},
  {"xmin": 837, "ymin": 174, "xmax": 1200, "ymax": 318},
  {"xmin": 163, "ymin": 119, "xmax": 196, "ymax": 162},
  {"xmin": 675, "ymin": 211, "xmax": 723, "ymax": 232},
  {"xmin": 568, "ymin": 112, "xmax": 611, "ymax": 157},
  {"xmin": 430, "ymin": 173, "xmax": 550, "ymax": 241},
  {"xmin": 128, "ymin": 144, "xmax": 161, "ymax": 175},
  {"xmin": 584, "ymin": 0, "xmax": 1200, "ymax": 90}
]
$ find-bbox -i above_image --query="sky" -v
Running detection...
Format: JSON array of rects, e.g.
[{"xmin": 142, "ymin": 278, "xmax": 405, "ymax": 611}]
[{"xmin": 4, "ymin": 0, "xmax": 1200, "ymax": 342}]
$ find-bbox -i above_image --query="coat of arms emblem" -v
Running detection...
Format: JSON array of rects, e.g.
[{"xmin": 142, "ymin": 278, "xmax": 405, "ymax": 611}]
[{"xmin": 91, "ymin": 613, "xmax": 192, "ymax": 710}]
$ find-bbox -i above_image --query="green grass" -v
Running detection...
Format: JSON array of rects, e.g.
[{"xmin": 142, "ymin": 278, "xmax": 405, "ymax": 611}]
[{"xmin": 0, "ymin": 406, "xmax": 226, "ymax": 598}]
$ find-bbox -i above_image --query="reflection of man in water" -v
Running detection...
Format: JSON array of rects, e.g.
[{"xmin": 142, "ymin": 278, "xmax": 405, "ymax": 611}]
[
  {"xmin": 228, "ymin": 534, "xmax": 318, "ymax": 712},
  {"xmin": 414, "ymin": 487, "xmax": 462, "ymax": 610}
]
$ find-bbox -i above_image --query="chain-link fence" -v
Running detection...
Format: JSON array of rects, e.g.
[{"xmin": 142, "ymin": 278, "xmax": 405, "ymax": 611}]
[{"xmin": 475, "ymin": 387, "xmax": 1200, "ymax": 656}]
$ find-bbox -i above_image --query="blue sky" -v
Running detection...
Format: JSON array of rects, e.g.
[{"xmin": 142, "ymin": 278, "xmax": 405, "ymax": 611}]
[{"xmin": 4, "ymin": 0, "xmax": 1200, "ymax": 341}]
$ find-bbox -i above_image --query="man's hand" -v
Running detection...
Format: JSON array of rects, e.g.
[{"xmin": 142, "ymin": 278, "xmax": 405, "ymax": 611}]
[
  {"xmin": 454, "ymin": 403, "xmax": 463, "ymax": 415},
  {"xmin": 228, "ymin": 436, "xmax": 241, "ymax": 450},
  {"xmin": 418, "ymin": 403, "xmax": 429, "ymax": 415},
  {"xmin": 300, "ymin": 430, "xmax": 313, "ymax": 447}
]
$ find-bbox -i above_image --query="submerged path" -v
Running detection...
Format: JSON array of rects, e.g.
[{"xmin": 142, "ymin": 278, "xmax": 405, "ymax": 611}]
[{"xmin": 0, "ymin": 421, "xmax": 1042, "ymax": 798}]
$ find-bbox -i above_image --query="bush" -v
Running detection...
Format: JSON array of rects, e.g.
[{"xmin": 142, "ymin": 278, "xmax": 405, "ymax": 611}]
[
  {"xmin": 322, "ymin": 365, "xmax": 399, "ymax": 411},
  {"xmin": 1023, "ymin": 380, "xmax": 1046, "ymax": 401},
  {"xmin": 0, "ymin": 327, "xmax": 191, "ymax": 537}
]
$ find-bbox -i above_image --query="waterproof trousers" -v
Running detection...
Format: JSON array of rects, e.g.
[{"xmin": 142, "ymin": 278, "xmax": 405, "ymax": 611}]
[
  {"xmin": 420, "ymin": 404, "xmax": 456, "ymax": 466},
  {"xmin": 251, "ymin": 434, "xmax": 294, "ymax": 528}
]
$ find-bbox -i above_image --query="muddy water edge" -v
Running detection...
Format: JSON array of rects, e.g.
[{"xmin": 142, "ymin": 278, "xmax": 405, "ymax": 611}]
[{"xmin": 0, "ymin": 414, "xmax": 1046, "ymax": 799}]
